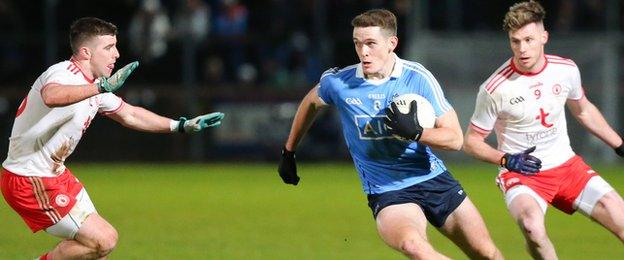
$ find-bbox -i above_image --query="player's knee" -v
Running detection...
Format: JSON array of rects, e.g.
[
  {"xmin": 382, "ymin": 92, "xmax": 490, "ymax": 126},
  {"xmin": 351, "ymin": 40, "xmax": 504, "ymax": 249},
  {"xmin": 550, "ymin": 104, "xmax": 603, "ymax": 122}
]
[
  {"xmin": 519, "ymin": 216, "xmax": 547, "ymax": 242},
  {"xmin": 466, "ymin": 242, "xmax": 501, "ymax": 260},
  {"xmin": 398, "ymin": 239, "xmax": 432, "ymax": 259},
  {"xmin": 95, "ymin": 227, "xmax": 118, "ymax": 257}
]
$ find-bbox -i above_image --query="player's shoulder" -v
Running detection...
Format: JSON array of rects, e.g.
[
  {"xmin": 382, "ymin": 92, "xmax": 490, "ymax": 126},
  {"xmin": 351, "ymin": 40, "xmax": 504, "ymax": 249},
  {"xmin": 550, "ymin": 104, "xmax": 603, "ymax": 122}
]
[
  {"xmin": 400, "ymin": 59, "xmax": 428, "ymax": 73},
  {"xmin": 480, "ymin": 59, "xmax": 515, "ymax": 95},
  {"xmin": 320, "ymin": 64, "xmax": 358, "ymax": 80},
  {"xmin": 43, "ymin": 60, "xmax": 79, "ymax": 76},
  {"xmin": 545, "ymin": 54, "xmax": 578, "ymax": 69}
]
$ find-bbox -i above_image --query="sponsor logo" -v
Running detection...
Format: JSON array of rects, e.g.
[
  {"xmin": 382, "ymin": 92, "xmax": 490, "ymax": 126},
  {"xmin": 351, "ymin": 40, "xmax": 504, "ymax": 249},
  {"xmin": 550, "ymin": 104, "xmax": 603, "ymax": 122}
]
[
  {"xmin": 536, "ymin": 108, "xmax": 554, "ymax": 128},
  {"xmin": 355, "ymin": 115, "xmax": 392, "ymax": 140},
  {"xmin": 55, "ymin": 194, "xmax": 70, "ymax": 207},
  {"xmin": 509, "ymin": 96, "xmax": 525, "ymax": 105},
  {"xmin": 345, "ymin": 98, "xmax": 363, "ymax": 105},
  {"xmin": 368, "ymin": 93, "xmax": 386, "ymax": 99},
  {"xmin": 457, "ymin": 189, "xmax": 464, "ymax": 195},
  {"xmin": 526, "ymin": 127, "xmax": 558, "ymax": 145},
  {"xmin": 587, "ymin": 169, "xmax": 596, "ymax": 174}
]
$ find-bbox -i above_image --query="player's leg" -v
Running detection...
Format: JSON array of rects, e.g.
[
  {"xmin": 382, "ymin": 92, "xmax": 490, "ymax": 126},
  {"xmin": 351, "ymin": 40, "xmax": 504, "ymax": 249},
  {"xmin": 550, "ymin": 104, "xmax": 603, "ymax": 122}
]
[
  {"xmin": 47, "ymin": 213, "xmax": 118, "ymax": 259},
  {"xmin": 438, "ymin": 197, "xmax": 503, "ymax": 260},
  {"xmin": 506, "ymin": 186, "xmax": 556, "ymax": 260},
  {"xmin": 43, "ymin": 188, "xmax": 118, "ymax": 259},
  {"xmin": 573, "ymin": 176, "xmax": 624, "ymax": 241},
  {"xmin": 591, "ymin": 191, "xmax": 624, "ymax": 241},
  {"xmin": 376, "ymin": 203, "xmax": 450, "ymax": 260}
]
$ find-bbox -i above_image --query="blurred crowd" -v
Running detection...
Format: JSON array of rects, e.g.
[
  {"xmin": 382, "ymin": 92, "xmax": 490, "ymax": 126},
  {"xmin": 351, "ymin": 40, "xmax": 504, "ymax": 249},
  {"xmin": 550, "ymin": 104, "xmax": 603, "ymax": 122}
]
[{"xmin": 0, "ymin": 0, "xmax": 622, "ymax": 88}]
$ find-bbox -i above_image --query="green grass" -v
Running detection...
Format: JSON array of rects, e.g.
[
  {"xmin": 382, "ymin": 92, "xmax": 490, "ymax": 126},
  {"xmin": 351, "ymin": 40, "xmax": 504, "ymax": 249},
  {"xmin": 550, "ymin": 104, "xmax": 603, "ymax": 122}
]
[{"xmin": 1, "ymin": 162, "xmax": 623, "ymax": 259}]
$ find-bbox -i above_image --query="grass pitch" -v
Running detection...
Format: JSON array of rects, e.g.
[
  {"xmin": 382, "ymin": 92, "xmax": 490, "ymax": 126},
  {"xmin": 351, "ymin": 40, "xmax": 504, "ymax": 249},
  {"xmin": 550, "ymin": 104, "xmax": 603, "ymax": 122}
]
[{"xmin": 1, "ymin": 162, "xmax": 623, "ymax": 259}]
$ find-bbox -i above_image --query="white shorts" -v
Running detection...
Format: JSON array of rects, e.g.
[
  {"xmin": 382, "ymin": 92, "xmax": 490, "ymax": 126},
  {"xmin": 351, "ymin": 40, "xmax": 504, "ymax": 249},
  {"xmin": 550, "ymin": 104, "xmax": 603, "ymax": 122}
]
[
  {"xmin": 45, "ymin": 188, "xmax": 97, "ymax": 239},
  {"xmin": 505, "ymin": 176, "xmax": 613, "ymax": 216}
]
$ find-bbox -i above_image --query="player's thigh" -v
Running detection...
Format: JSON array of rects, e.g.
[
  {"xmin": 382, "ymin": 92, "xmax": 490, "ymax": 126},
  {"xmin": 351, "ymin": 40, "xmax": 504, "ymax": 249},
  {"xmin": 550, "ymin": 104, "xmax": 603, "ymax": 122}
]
[
  {"xmin": 74, "ymin": 213, "xmax": 118, "ymax": 249},
  {"xmin": 376, "ymin": 203, "xmax": 429, "ymax": 248},
  {"xmin": 591, "ymin": 190, "xmax": 624, "ymax": 233},
  {"xmin": 45, "ymin": 188, "xmax": 97, "ymax": 239},
  {"xmin": 438, "ymin": 197, "xmax": 492, "ymax": 247},
  {"xmin": 506, "ymin": 185, "xmax": 547, "ymax": 221}
]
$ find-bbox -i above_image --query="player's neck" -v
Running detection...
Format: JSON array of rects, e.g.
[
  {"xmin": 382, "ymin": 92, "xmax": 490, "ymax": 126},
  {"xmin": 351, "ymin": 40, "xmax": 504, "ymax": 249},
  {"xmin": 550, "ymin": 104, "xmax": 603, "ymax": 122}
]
[
  {"xmin": 70, "ymin": 55, "xmax": 94, "ymax": 79},
  {"xmin": 365, "ymin": 56, "xmax": 396, "ymax": 80}
]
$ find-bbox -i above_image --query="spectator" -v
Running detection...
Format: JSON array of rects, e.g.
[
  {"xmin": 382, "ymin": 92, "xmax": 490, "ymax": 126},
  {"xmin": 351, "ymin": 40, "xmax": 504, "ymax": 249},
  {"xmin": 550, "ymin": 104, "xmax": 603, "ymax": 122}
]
[{"xmin": 128, "ymin": 0, "xmax": 171, "ymax": 63}]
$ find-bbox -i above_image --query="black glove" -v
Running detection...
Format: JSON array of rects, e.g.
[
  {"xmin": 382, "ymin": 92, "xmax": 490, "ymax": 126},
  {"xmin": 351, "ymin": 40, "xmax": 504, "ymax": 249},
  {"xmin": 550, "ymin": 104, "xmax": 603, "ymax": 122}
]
[
  {"xmin": 384, "ymin": 100, "xmax": 423, "ymax": 141},
  {"xmin": 500, "ymin": 146, "xmax": 542, "ymax": 175},
  {"xmin": 278, "ymin": 147, "xmax": 300, "ymax": 185},
  {"xmin": 614, "ymin": 138, "xmax": 624, "ymax": 157}
]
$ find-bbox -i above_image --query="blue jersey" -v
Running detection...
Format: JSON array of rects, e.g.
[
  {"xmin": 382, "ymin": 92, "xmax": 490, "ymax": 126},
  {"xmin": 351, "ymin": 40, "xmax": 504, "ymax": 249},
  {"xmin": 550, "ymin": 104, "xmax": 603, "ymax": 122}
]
[{"xmin": 318, "ymin": 55, "xmax": 453, "ymax": 194}]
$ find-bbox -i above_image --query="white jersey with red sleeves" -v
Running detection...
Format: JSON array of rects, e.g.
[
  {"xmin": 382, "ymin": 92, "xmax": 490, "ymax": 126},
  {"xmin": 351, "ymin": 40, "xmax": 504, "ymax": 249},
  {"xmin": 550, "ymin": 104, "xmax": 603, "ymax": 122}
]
[
  {"xmin": 470, "ymin": 55, "xmax": 583, "ymax": 170},
  {"xmin": 2, "ymin": 59, "xmax": 125, "ymax": 177}
]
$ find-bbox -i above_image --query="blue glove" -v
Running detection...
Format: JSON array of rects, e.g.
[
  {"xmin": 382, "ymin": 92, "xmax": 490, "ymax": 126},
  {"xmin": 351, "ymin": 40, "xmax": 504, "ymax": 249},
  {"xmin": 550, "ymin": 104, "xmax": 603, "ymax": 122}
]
[
  {"xmin": 278, "ymin": 147, "xmax": 299, "ymax": 185},
  {"xmin": 384, "ymin": 100, "xmax": 423, "ymax": 141},
  {"xmin": 96, "ymin": 61, "xmax": 139, "ymax": 93},
  {"xmin": 500, "ymin": 146, "xmax": 542, "ymax": 175},
  {"xmin": 176, "ymin": 112, "xmax": 225, "ymax": 133}
]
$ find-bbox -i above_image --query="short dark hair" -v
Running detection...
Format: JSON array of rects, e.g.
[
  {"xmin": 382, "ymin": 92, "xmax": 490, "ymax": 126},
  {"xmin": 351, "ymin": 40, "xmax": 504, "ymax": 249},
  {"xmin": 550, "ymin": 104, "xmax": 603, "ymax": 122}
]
[
  {"xmin": 503, "ymin": 1, "xmax": 546, "ymax": 32},
  {"xmin": 69, "ymin": 17, "xmax": 118, "ymax": 54},
  {"xmin": 351, "ymin": 9, "xmax": 397, "ymax": 36}
]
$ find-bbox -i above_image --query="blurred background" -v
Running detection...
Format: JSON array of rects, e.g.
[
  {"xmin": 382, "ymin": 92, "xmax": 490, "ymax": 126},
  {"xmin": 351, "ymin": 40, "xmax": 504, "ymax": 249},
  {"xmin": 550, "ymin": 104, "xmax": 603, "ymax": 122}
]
[{"xmin": 1, "ymin": 0, "xmax": 623, "ymax": 164}]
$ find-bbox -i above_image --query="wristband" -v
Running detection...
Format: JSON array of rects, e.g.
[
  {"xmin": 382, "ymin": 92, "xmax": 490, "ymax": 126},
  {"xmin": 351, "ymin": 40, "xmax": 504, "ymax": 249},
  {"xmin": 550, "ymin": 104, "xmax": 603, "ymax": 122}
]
[
  {"xmin": 177, "ymin": 117, "xmax": 187, "ymax": 133},
  {"xmin": 500, "ymin": 154, "xmax": 508, "ymax": 167},
  {"xmin": 282, "ymin": 147, "xmax": 295, "ymax": 157}
]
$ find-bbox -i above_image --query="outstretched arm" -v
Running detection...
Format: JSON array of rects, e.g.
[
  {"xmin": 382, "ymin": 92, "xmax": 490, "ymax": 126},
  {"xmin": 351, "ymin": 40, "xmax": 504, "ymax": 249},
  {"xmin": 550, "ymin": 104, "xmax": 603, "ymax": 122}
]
[
  {"xmin": 107, "ymin": 103, "xmax": 224, "ymax": 133},
  {"xmin": 567, "ymin": 96, "xmax": 623, "ymax": 149}
]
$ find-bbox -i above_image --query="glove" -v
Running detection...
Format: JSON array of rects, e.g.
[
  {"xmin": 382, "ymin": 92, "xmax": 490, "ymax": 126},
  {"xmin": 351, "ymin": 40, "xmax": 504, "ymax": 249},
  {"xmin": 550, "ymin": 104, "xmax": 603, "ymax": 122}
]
[
  {"xmin": 176, "ymin": 112, "xmax": 225, "ymax": 133},
  {"xmin": 96, "ymin": 61, "xmax": 139, "ymax": 93},
  {"xmin": 384, "ymin": 100, "xmax": 423, "ymax": 141},
  {"xmin": 278, "ymin": 147, "xmax": 299, "ymax": 185},
  {"xmin": 614, "ymin": 137, "xmax": 624, "ymax": 157},
  {"xmin": 501, "ymin": 146, "xmax": 542, "ymax": 175}
]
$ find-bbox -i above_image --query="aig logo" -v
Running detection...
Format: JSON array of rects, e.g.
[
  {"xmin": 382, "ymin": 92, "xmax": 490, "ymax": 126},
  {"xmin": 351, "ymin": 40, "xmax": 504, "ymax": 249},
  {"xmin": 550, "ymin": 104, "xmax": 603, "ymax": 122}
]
[{"xmin": 345, "ymin": 98, "xmax": 363, "ymax": 105}]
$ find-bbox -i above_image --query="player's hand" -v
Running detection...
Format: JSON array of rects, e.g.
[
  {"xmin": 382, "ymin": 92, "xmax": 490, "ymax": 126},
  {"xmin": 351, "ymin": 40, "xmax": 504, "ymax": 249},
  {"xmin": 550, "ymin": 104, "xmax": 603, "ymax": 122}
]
[
  {"xmin": 278, "ymin": 147, "xmax": 299, "ymax": 185},
  {"xmin": 177, "ymin": 112, "xmax": 225, "ymax": 133},
  {"xmin": 501, "ymin": 146, "xmax": 542, "ymax": 175},
  {"xmin": 96, "ymin": 61, "xmax": 139, "ymax": 93},
  {"xmin": 384, "ymin": 100, "xmax": 423, "ymax": 141}
]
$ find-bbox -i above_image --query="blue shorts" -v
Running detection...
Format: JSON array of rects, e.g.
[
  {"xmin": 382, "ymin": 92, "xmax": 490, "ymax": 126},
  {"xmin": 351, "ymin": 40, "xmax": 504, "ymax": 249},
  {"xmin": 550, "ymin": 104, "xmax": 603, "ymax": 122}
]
[{"xmin": 366, "ymin": 171, "xmax": 466, "ymax": 227}]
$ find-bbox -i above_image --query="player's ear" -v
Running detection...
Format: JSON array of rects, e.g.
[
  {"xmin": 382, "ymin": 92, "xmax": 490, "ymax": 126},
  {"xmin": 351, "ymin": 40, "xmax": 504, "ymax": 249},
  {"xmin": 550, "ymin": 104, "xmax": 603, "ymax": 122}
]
[
  {"xmin": 388, "ymin": 35, "xmax": 398, "ymax": 52},
  {"xmin": 78, "ymin": 46, "xmax": 91, "ymax": 59},
  {"xmin": 542, "ymin": 30, "xmax": 549, "ymax": 45}
]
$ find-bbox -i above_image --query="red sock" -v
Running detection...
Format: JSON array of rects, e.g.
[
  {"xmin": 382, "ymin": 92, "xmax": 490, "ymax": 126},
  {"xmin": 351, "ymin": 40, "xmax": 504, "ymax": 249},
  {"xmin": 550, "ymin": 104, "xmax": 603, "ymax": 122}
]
[{"xmin": 39, "ymin": 252, "xmax": 50, "ymax": 260}]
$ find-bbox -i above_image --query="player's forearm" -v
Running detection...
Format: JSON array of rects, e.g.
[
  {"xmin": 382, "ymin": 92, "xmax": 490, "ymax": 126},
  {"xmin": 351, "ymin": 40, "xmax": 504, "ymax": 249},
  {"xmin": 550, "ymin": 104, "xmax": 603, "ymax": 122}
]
[
  {"xmin": 41, "ymin": 83, "xmax": 100, "ymax": 107},
  {"xmin": 420, "ymin": 127, "xmax": 463, "ymax": 151},
  {"xmin": 114, "ymin": 105, "xmax": 173, "ymax": 133},
  {"xmin": 463, "ymin": 132, "xmax": 505, "ymax": 165}
]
